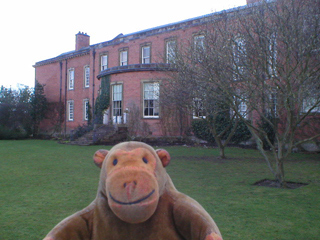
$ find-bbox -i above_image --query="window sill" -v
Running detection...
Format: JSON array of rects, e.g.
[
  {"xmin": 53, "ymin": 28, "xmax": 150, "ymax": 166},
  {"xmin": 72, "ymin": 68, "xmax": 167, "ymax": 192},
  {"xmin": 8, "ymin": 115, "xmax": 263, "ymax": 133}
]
[{"xmin": 143, "ymin": 116, "xmax": 160, "ymax": 119}]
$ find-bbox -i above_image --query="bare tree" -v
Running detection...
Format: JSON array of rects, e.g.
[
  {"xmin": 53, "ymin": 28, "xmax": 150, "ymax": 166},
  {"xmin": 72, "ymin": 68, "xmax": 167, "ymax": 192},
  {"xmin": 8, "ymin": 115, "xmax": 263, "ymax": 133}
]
[
  {"xmin": 161, "ymin": 35, "xmax": 248, "ymax": 158},
  {"xmin": 192, "ymin": 0, "xmax": 320, "ymax": 187}
]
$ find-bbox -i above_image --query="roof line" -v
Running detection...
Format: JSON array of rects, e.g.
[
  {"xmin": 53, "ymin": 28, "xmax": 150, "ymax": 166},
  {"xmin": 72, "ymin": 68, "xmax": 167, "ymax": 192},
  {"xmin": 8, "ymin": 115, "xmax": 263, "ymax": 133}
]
[{"xmin": 35, "ymin": 2, "xmax": 271, "ymax": 67}]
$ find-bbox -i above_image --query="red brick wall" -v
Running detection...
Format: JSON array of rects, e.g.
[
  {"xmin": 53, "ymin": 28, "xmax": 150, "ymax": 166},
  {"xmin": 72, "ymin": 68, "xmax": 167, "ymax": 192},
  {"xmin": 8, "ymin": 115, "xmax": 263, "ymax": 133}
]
[
  {"xmin": 36, "ymin": 62, "xmax": 61, "ymax": 103},
  {"xmin": 36, "ymin": 53, "xmax": 100, "ymax": 134},
  {"xmin": 34, "ymin": 14, "xmax": 216, "ymax": 136},
  {"xmin": 64, "ymin": 55, "xmax": 91, "ymax": 131},
  {"xmin": 92, "ymin": 25, "xmax": 204, "ymax": 137}
]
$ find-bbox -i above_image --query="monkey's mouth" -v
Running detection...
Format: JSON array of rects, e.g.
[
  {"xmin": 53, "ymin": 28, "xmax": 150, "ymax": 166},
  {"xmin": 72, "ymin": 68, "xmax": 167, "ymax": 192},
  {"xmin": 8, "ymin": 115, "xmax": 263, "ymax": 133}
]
[{"xmin": 109, "ymin": 189, "xmax": 155, "ymax": 205}]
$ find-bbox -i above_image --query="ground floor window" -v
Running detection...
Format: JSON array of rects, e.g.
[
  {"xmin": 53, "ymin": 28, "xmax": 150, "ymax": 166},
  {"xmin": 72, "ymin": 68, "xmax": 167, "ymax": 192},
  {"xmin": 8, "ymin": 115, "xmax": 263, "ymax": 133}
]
[
  {"xmin": 143, "ymin": 82, "xmax": 159, "ymax": 118},
  {"xmin": 268, "ymin": 92, "xmax": 278, "ymax": 117},
  {"xmin": 303, "ymin": 97, "xmax": 320, "ymax": 113},
  {"xmin": 83, "ymin": 99, "xmax": 89, "ymax": 121},
  {"xmin": 193, "ymin": 97, "xmax": 205, "ymax": 119},
  {"xmin": 67, "ymin": 100, "xmax": 74, "ymax": 121},
  {"xmin": 112, "ymin": 84, "xmax": 123, "ymax": 123},
  {"xmin": 239, "ymin": 101, "xmax": 248, "ymax": 118}
]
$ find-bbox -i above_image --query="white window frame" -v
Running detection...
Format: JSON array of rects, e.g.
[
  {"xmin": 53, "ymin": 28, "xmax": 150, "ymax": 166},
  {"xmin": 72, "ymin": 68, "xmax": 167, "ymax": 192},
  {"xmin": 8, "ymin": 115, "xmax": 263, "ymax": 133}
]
[
  {"xmin": 143, "ymin": 82, "xmax": 160, "ymax": 118},
  {"xmin": 84, "ymin": 66, "xmax": 90, "ymax": 88},
  {"xmin": 193, "ymin": 35, "xmax": 205, "ymax": 62},
  {"xmin": 193, "ymin": 97, "xmax": 206, "ymax": 119},
  {"xmin": 101, "ymin": 55, "xmax": 108, "ymax": 71},
  {"xmin": 267, "ymin": 33, "xmax": 277, "ymax": 77},
  {"xmin": 303, "ymin": 97, "xmax": 320, "ymax": 113},
  {"xmin": 67, "ymin": 100, "xmax": 74, "ymax": 121},
  {"xmin": 141, "ymin": 45, "xmax": 151, "ymax": 64},
  {"xmin": 166, "ymin": 40, "xmax": 176, "ymax": 63},
  {"xmin": 194, "ymin": 35, "xmax": 205, "ymax": 50},
  {"xmin": 112, "ymin": 84, "xmax": 123, "ymax": 124},
  {"xmin": 239, "ymin": 101, "xmax": 248, "ymax": 118},
  {"xmin": 120, "ymin": 50, "xmax": 128, "ymax": 66},
  {"xmin": 233, "ymin": 37, "xmax": 246, "ymax": 81},
  {"xmin": 68, "ymin": 68, "xmax": 74, "ymax": 90},
  {"xmin": 233, "ymin": 90, "xmax": 248, "ymax": 119},
  {"xmin": 83, "ymin": 99, "xmax": 89, "ymax": 121},
  {"xmin": 268, "ymin": 92, "xmax": 278, "ymax": 117}
]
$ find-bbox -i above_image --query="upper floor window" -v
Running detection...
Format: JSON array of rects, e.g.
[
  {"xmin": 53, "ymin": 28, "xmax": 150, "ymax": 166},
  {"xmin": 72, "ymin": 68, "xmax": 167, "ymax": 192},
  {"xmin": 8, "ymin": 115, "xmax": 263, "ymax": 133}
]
[
  {"xmin": 233, "ymin": 37, "xmax": 246, "ymax": 81},
  {"xmin": 194, "ymin": 35, "xmax": 205, "ymax": 50},
  {"xmin": 120, "ymin": 50, "xmax": 128, "ymax": 66},
  {"xmin": 166, "ymin": 40, "xmax": 177, "ymax": 64},
  {"xmin": 143, "ymin": 82, "xmax": 159, "ymax": 118},
  {"xmin": 193, "ymin": 34, "xmax": 205, "ymax": 62},
  {"xmin": 267, "ymin": 33, "xmax": 277, "ymax": 77},
  {"xmin": 101, "ymin": 54, "xmax": 108, "ymax": 71},
  {"xmin": 67, "ymin": 100, "xmax": 74, "ymax": 121},
  {"xmin": 84, "ymin": 66, "xmax": 90, "ymax": 88},
  {"xmin": 83, "ymin": 99, "xmax": 89, "ymax": 121},
  {"xmin": 68, "ymin": 68, "xmax": 74, "ymax": 90},
  {"xmin": 141, "ymin": 45, "xmax": 151, "ymax": 64},
  {"xmin": 303, "ymin": 14, "xmax": 320, "ymax": 52}
]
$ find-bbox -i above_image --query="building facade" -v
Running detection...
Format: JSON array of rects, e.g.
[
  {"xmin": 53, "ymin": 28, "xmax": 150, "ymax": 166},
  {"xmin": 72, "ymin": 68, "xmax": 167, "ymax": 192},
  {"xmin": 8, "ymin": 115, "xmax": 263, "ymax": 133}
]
[
  {"xmin": 35, "ymin": 6, "xmax": 255, "ymax": 136},
  {"xmin": 36, "ymin": 0, "xmax": 308, "ymax": 138}
]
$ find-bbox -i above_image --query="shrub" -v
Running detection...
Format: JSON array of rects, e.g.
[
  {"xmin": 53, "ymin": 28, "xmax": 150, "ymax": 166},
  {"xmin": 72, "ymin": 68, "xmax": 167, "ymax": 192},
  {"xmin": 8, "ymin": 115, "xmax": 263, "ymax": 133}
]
[
  {"xmin": 231, "ymin": 120, "xmax": 252, "ymax": 144},
  {"xmin": 192, "ymin": 117, "xmax": 251, "ymax": 144},
  {"xmin": 192, "ymin": 120, "xmax": 215, "ymax": 143},
  {"xmin": 0, "ymin": 125, "xmax": 28, "ymax": 139},
  {"xmin": 69, "ymin": 124, "xmax": 93, "ymax": 141},
  {"xmin": 258, "ymin": 115, "xmax": 276, "ymax": 149},
  {"xmin": 94, "ymin": 76, "xmax": 110, "ymax": 124}
]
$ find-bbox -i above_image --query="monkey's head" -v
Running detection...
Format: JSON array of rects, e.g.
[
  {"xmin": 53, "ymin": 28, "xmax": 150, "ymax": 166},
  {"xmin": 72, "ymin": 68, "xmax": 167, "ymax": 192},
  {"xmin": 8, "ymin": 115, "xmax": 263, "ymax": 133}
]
[{"xmin": 93, "ymin": 141, "xmax": 170, "ymax": 224}]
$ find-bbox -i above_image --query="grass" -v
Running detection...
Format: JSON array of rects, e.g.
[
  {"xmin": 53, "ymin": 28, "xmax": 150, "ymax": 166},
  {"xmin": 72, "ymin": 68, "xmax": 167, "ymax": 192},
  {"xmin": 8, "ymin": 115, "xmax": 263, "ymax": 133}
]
[{"xmin": 1, "ymin": 140, "xmax": 319, "ymax": 240}]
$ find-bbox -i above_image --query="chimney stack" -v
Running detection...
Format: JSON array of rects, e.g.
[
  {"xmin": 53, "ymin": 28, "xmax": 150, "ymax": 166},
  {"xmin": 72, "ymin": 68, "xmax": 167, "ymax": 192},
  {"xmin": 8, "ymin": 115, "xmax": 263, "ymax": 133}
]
[{"xmin": 75, "ymin": 32, "xmax": 90, "ymax": 51}]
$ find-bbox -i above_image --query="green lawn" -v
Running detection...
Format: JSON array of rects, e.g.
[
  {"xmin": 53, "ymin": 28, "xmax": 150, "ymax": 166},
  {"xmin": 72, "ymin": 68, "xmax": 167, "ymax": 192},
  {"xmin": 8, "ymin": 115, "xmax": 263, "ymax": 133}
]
[{"xmin": 1, "ymin": 140, "xmax": 319, "ymax": 240}]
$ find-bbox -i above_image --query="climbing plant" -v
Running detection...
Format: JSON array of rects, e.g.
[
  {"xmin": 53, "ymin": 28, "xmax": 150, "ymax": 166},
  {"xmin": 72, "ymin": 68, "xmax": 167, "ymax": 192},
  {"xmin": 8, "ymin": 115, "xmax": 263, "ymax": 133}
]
[{"xmin": 94, "ymin": 76, "xmax": 110, "ymax": 124}]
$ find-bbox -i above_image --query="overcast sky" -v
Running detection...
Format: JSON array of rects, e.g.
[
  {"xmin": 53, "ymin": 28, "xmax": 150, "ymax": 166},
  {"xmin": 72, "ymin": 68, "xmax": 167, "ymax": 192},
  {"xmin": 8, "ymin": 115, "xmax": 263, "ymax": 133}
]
[{"xmin": 0, "ymin": 0, "xmax": 246, "ymax": 89}]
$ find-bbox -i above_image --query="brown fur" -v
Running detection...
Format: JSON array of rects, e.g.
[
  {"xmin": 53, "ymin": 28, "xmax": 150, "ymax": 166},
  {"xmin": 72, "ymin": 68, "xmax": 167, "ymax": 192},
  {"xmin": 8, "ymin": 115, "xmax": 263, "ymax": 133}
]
[{"xmin": 44, "ymin": 141, "xmax": 223, "ymax": 240}]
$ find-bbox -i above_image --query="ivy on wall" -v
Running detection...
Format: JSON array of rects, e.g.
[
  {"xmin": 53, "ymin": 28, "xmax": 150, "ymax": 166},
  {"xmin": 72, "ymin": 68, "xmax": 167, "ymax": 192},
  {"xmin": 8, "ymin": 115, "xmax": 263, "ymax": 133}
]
[{"xmin": 94, "ymin": 76, "xmax": 110, "ymax": 124}]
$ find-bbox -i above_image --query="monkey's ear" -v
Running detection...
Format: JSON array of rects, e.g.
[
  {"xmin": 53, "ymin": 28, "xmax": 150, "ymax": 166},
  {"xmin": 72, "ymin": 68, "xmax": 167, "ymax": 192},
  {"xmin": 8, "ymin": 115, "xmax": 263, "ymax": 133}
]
[
  {"xmin": 93, "ymin": 149, "xmax": 109, "ymax": 168},
  {"xmin": 156, "ymin": 149, "xmax": 170, "ymax": 167}
]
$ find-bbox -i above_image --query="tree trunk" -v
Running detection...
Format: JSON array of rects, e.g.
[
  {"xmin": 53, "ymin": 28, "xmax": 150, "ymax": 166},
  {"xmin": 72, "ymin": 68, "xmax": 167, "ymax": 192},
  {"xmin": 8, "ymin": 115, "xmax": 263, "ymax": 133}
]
[
  {"xmin": 218, "ymin": 144, "xmax": 226, "ymax": 159},
  {"xmin": 213, "ymin": 133, "xmax": 227, "ymax": 159},
  {"xmin": 275, "ymin": 159, "xmax": 287, "ymax": 188}
]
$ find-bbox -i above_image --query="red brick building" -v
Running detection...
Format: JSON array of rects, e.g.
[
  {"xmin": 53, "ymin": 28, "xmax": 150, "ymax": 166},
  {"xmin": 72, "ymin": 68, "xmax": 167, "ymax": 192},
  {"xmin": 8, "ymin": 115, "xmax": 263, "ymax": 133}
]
[{"xmin": 33, "ymin": 0, "xmax": 282, "ymax": 137}]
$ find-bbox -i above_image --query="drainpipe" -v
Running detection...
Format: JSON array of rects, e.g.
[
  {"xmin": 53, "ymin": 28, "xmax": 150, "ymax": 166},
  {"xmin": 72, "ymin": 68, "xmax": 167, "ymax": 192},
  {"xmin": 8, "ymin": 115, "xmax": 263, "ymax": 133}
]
[
  {"xmin": 59, "ymin": 61, "xmax": 63, "ymax": 134},
  {"xmin": 34, "ymin": 67, "xmax": 37, "ymax": 86},
  {"xmin": 92, "ymin": 49, "xmax": 96, "ymax": 117},
  {"xmin": 34, "ymin": 67, "xmax": 37, "ymax": 134},
  {"xmin": 64, "ymin": 59, "xmax": 68, "ymax": 137}
]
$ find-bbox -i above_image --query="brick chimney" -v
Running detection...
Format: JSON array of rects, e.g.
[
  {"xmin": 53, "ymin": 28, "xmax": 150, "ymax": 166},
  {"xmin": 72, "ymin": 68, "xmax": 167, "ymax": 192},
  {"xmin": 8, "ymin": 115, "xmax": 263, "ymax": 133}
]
[
  {"xmin": 75, "ymin": 32, "xmax": 90, "ymax": 51},
  {"xmin": 247, "ymin": 0, "xmax": 261, "ymax": 4}
]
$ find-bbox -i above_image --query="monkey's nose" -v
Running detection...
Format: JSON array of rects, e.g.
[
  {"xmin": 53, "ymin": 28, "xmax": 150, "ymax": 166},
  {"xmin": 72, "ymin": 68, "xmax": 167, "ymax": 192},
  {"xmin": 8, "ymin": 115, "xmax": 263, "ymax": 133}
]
[
  {"xmin": 123, "ymin": 181, "xmax": 137, "ymax": 188},
  {"xmin": 124, "ymin": 181, "xmax": 137, "ymax": 200}
]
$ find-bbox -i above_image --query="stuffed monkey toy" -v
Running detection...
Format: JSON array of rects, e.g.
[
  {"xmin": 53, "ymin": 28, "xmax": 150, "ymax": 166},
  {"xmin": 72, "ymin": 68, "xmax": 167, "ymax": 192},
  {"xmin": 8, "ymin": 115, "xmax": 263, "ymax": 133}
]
[{"xmin": 44, "ymin": 141, "xmax": 223, "ymax": 240}]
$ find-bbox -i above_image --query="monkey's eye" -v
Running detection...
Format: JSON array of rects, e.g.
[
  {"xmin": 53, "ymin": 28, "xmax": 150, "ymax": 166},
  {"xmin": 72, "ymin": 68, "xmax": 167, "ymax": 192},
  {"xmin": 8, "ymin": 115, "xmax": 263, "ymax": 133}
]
[
  {"xmin": 142, "ymin": 157, "xmax": 148, "ymax": 164},
  {"xmin": 113, "ymin": 159, "xmax": 118, "ymax": 166}
]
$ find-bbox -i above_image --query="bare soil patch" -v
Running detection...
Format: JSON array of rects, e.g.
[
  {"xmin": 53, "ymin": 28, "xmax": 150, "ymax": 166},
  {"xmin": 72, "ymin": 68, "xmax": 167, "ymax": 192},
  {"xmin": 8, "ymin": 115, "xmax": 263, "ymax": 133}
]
[{"xmin": 254, "ymin": 179, "xmax": 308, "ymax": 189}]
